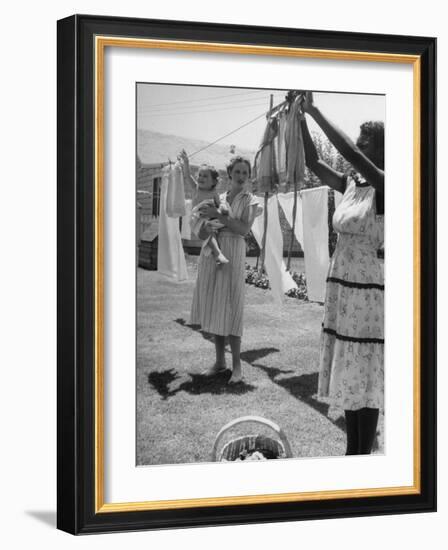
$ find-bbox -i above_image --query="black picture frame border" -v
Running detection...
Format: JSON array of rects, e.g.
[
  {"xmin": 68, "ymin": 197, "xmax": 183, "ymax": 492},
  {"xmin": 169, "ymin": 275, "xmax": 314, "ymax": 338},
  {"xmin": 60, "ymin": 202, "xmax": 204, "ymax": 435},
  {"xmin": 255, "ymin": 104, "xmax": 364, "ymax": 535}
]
[{"xmin": 57, "ymin": 14, "xmax": 436, "ymax": 535}]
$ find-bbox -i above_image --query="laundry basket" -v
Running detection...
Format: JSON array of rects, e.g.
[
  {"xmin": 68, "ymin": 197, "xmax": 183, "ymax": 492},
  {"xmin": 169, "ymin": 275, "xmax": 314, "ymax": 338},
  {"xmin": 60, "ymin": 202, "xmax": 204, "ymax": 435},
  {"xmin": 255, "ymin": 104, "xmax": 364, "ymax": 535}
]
[{"xmin": 211, "ymin": 416, "xmax": 293, "ymax": 462}]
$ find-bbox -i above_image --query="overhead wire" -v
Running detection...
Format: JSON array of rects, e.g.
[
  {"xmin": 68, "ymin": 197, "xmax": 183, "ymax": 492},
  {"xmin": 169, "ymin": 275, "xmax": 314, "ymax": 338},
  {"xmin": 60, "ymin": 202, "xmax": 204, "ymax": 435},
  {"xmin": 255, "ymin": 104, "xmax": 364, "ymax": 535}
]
[
  {"xmin": 137, "ymin": 89, "xmax": 282, "ymax": 109},
  {"xmin": 140, "ymin": 90, "xmax": 290, "ymax": 164},
  {"xmin": 139, "ymin": 93, "xmax": 286, "ymax": 115},
  {"xmin": 187, "ymin": 111, "xmax": 268, "ymax": 160},
  {"xmin": 140, "ymin": 102, "xmax": 273, "ymax": 118}
]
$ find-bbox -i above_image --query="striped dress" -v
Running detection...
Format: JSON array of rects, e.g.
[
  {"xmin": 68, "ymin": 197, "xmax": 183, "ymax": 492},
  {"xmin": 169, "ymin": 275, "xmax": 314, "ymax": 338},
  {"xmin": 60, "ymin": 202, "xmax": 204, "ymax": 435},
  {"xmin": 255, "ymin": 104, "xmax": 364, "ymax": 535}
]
[
  {"xmin": 318, "ymin": 176, "xmax": 384, "ymax": 411},
  {"xmin": 190, "ymin": 190, "xmax": 261, "ymax": 337}
]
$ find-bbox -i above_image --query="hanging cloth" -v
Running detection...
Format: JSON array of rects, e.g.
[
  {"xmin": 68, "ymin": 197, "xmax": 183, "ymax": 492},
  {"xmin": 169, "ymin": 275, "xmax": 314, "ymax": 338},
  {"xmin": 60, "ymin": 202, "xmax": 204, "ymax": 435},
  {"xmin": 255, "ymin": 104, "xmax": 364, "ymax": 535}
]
[
  {"xmin": 301, "ymin": 186, "xmax": 329, "ymax": 302},
  {"xmin": 284, "ymin": 96, "xmax": 306, "ymax": 189},
  {"xmin": 277, "ymin": 107, "xmax": 288, "ymax": 184},
  {"xmin": 277, "ymin": 191, "xmax": 304, "ymax": 249},
  {"xmin": 181, "ymin": 199, "xmax": 192, "ymax": 239},
  {"xmin": 251, "ymin": 195, "xmax": 297, "ymax": 303},
  {"xmin": 166, "ymin": 161, "xmax": 186, "ymax": 218},
  {"xmin": 158, "ymin": 165, "xmax": 188, "ymax": 281},
  {"xmin": 253, "ymin": 117, "xmax": 279, "ymax": 193}
]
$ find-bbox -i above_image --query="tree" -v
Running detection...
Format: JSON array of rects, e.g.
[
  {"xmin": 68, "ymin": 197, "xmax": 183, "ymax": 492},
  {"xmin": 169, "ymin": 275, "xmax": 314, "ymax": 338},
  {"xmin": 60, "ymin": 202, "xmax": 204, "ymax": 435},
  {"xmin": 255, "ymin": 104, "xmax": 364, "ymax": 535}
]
[{"xmin": 304, "ymin": 131, "xmax": 350, "ymax": 188}]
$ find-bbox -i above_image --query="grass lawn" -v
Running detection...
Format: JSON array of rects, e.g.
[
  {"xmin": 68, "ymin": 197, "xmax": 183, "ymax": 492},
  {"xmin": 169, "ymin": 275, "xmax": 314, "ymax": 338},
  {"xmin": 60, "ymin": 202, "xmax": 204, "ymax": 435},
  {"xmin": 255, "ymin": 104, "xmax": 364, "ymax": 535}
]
[{"xmin": 137, "ymin": 255, "xmax": 383, "ymax": 465}]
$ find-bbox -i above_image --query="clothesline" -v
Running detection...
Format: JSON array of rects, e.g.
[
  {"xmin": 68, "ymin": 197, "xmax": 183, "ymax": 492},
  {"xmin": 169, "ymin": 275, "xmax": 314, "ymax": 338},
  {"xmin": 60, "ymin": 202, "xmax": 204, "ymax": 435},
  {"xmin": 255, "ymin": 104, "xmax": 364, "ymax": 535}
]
[
  {"xmin": 139, "ymin": 89, "xmax": 281, "ymax": 111},
  {"xmin": 155, "ymin": 90, "xmax": 301, "ymax": 166},
  {"xmin": 156, "ymin": 111, "xmax": 268, "ymax": 167},
  {"xmin": 188, "ymin": 111, "xmax": 268, "ymax": 160}
]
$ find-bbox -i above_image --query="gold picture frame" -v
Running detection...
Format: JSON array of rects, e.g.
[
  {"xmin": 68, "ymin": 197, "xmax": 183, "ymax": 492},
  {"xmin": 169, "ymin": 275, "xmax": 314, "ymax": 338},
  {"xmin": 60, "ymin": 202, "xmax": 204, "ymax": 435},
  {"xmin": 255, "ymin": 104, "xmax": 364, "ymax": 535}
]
[{"xmin": 58, "ymin": 15, "xmax": 436, "ymax": 534}]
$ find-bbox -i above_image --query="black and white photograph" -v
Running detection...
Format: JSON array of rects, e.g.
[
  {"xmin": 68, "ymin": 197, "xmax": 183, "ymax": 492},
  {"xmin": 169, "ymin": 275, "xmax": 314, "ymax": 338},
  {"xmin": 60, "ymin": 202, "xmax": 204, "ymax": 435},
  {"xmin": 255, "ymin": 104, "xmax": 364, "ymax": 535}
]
[{"xmin": 136, "ymin": 84, "xmax": 385, "ymax": 466}]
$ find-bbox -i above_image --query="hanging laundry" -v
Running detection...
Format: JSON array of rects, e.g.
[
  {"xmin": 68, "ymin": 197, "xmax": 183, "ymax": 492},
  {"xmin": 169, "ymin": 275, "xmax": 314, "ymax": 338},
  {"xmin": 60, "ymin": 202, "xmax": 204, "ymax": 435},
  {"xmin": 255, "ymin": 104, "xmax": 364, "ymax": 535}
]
[
  {"xmin": 277, "ymin": 107, "xmax": 287, "ymax": 184},
  {"xmin": 158, "ymin": 165, "xmax": 188, "ymax": 281},
  {"xmin": 277, "ymin": 191, "xmax": 304, "ymax": 249},
  {"xmin": 251, "ymin": 195, "xmax": 297, "ymax": 303},
  {"xmin": 253, "ymin": 117, "xmax": 279, "ymax": 193},
  {"xmin": 180, "ymin": 199, "xmax": 192, "ymax": 240},
  {"xmin": 284, "ymin": 95, "xmax": 306, "ymax": 189},
  {"xmin": 301, "ymin": 186, "xmax": 330, "ymax": 302},
  {"xmin": 166, "ymin": 161, "xmax": 186, "ymax": 218}
]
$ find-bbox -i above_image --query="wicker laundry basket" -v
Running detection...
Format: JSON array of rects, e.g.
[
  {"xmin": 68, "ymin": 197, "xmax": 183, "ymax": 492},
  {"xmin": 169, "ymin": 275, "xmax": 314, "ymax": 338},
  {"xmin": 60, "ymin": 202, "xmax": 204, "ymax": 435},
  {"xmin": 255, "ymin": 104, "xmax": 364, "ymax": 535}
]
[{"xmin": 211, "ymin": 416, "xmax": 293, "ymax": 462}]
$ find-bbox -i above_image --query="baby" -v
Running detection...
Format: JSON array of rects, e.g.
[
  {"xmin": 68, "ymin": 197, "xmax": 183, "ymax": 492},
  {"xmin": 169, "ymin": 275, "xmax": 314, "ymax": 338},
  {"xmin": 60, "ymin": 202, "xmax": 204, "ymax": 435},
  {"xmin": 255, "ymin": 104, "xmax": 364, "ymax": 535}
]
[{"xmin": 178, "ymin": 149, "xmax": 230, "ymax": 265}]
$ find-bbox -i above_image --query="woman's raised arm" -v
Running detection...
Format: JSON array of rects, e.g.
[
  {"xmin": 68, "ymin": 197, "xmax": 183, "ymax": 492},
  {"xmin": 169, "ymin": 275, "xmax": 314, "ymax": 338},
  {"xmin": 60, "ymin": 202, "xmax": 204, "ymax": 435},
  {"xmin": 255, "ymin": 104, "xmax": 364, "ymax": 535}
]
[
  {"xmin": 302, "ymin": 92, "xmax": 384, "ymax": 193},
  {"xmin": 301, "ymin": 115, "xmax": 347, "ymax": 193},
  {"xmin": 178, "ymin": 149, "xmax": 198, "ymax": 191}
]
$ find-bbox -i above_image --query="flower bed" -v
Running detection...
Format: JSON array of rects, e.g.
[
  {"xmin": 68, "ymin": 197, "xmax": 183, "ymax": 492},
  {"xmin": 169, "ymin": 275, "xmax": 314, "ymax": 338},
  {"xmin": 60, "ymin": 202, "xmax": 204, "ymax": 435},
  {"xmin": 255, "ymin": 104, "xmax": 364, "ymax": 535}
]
[{"xmin": 245, "ymin": 264, "xmax": 308, "ymax": 301}]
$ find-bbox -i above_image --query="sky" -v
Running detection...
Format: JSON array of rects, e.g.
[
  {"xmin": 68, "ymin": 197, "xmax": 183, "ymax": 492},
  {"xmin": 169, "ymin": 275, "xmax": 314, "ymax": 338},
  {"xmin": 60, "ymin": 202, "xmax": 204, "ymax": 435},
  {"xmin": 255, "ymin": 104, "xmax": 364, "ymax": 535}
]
[{"xmin": 137, "ymin": 83, "xmax": 385, "ymax": 153}]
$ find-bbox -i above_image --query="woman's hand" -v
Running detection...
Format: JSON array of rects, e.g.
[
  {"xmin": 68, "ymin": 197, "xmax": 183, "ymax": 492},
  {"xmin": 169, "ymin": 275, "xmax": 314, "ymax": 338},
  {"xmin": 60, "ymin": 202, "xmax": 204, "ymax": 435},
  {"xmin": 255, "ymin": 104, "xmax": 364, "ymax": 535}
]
[
  {"xmin": 199, "ymin": 204, "xmax": 219, "ymax": 218},
  {"xmin": 301, "ymin": 91, "xmax": 316, "ymax": 115},
  {"xmin": 178, "ymin": 149, "xmax": 189, "ymax": 166}
]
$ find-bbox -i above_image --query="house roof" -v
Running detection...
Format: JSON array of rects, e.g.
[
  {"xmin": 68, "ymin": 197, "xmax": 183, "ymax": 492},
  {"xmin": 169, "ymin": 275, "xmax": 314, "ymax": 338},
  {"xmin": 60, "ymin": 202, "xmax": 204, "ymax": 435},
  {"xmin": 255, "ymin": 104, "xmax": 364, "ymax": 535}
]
[{"xmin": 137, "ymin": 129, "xmax": 255, "ymax": 170}]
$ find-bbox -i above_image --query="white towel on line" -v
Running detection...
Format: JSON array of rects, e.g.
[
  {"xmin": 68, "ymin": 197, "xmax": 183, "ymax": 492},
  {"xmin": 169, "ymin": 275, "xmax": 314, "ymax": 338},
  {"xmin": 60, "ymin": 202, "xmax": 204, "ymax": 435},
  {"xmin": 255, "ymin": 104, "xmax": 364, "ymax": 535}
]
[
  {"xmin": 301, "ymin": 186, "xmax": 329, "ymax": 302},
  {"xmin": 181, "ymin": 199, "xmax": 192, "ymax": 239},
  {"xmin": 277, "ymin": 191, "xmax": 304, "ymax": 249},
  {"xmin": 251, "ymin": 195, "xmax": 297, "ymax": 304},
  {"xmin": 166, "ymin": 161, "xmax": 186, "ymax": 218},
  {"xmin": 157, "ymin": 165, "xmax": 188, "ymax": 281}
]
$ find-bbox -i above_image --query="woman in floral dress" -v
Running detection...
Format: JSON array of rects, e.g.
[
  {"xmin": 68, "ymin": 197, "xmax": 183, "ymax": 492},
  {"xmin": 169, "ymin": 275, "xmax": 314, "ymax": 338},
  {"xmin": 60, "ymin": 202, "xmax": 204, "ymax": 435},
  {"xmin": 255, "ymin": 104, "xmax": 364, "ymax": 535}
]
[{"xmin": 301, "ymin": 92, "xmax": 384, "ymax": 455}]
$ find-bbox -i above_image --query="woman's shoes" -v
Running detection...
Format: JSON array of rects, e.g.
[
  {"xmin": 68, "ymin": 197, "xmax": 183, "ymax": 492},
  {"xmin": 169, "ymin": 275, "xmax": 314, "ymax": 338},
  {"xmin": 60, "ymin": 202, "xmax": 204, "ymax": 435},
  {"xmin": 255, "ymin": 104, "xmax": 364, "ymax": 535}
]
[
  {"xmin": 228, "ymin": 370, "xmax": 243, "ymax": 384},
  {"xmin": 205, "ymin": 364, "xmax": 243, "ymax": 384},
  {"xmin": 205, "ymin": 363, "xmax": 228, "ymax": 376}
]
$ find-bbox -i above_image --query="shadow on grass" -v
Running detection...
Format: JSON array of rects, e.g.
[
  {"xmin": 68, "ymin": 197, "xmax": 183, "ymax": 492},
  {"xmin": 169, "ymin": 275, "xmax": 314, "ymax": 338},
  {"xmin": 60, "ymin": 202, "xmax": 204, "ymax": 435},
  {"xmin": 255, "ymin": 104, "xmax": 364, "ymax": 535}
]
[
  {"xmin": 174, "ymin": 318, "xmax": 215, "ymax": 343},
  {"xmin": 148, "ymin": 369, "xmax": 256, "ymax": 398},
  {"xmin": 240, "ymin": 347, "xmax": 280, "ymax": 364},
  {"xmin": 174, "ymin": 319, "xmax": 281, "ymax": 364},
  {"xmin": 251, "ymin": 364, "xmax": 346, "ymax": 433},
  {"xmin": 147, "ymin": 368, "xmax": 180, "ymax": 400}
]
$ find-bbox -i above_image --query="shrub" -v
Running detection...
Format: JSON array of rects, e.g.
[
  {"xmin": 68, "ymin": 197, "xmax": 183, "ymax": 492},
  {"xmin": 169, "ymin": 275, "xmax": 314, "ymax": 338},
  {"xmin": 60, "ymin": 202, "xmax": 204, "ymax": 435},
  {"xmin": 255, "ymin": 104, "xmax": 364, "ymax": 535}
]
[{"xmin": 245, "ymin": 264, "xmax": 308, "ymax": 301}]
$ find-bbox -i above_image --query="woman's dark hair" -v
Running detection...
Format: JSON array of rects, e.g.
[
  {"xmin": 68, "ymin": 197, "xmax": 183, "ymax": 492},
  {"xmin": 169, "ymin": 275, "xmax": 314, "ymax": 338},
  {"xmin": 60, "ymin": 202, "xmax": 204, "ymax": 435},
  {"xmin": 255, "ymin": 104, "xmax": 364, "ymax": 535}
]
[
  {"xmin": 226, "ymin": 156, "xmax": 252, "ymax": 179},
  {"xmin": 199, "ymin": 164, "xmax": 220, "ymax": 188},
  {"xmin": 358, "ymin": 121, "xmax": 384, "ymax": 168}
]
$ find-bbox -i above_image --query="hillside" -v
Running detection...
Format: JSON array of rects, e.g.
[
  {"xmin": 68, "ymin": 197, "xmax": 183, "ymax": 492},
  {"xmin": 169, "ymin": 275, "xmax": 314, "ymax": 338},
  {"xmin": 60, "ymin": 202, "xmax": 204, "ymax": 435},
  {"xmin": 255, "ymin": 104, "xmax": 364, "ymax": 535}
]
[{"xmin": 137, "ymin": 129, "xmax": 256, "ymax": 170}]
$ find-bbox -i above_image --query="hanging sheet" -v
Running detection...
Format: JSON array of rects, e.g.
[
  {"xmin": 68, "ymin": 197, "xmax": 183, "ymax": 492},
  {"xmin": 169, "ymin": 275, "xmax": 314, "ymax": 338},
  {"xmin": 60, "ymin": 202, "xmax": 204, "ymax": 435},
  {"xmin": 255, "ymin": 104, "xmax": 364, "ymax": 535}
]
[
  {"xmin": 277, "ymin": 191, "xmax": 304, "ymax": 249},
  {"xmin": 166, "ymin": 161, "xmax": 186, "ymax": 218},
  {"xmin": 251, "ymin": 195, "xmax": 297, "ymax": 303},
  {"xmin": 301, "ymin": 186, "xmax": 329, "ymax": 302},
  {"xmin": 181, "ymin": 199, "xmax": 192, "ymax": 239},
  {"xmin": 158, "ymin": 165, "xmax": 188, "ymax": 281}
]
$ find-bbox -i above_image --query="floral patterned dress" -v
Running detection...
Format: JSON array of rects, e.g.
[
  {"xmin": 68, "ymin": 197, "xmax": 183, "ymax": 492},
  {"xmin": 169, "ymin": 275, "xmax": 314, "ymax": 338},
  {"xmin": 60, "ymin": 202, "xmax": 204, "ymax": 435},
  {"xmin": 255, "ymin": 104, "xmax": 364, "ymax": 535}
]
[{"xmin": 318, "ymin": 175, "xmax": 384, "ymax": 411}]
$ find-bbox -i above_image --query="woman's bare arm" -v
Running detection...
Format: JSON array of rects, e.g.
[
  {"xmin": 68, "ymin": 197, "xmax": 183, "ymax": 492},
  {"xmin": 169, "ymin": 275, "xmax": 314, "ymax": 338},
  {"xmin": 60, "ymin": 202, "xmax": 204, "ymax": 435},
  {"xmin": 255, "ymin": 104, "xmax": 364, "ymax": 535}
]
[
  {"xmin": 178, "ymin": 149, "xmax": 198, "ymax": 191},
  {"xmin": 199, "ymin": 205, "xmax": 253, "ymax": 237},
  {"xmin": 303, "ymin": 93, "xmax": 384, "ymax": 193},
  {"xmin": 301, "ymin": 115, "xmax": 346, "ymax": 193},
  {"xmin": 217, "ymin": 214, "xmax": 251, "ymax": 237}
]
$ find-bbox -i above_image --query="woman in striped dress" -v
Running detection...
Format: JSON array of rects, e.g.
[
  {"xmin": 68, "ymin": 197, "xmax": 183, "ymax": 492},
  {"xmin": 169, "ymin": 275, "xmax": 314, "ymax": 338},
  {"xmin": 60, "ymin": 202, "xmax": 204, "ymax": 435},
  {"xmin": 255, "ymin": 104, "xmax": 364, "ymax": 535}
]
[
  {"xmin": 301, "ymin": 92, "xmax": 384, "ymax": 455},
  {"xmin": 190, "ymin": 157, "xmax": 261, "ymax": 383}
]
